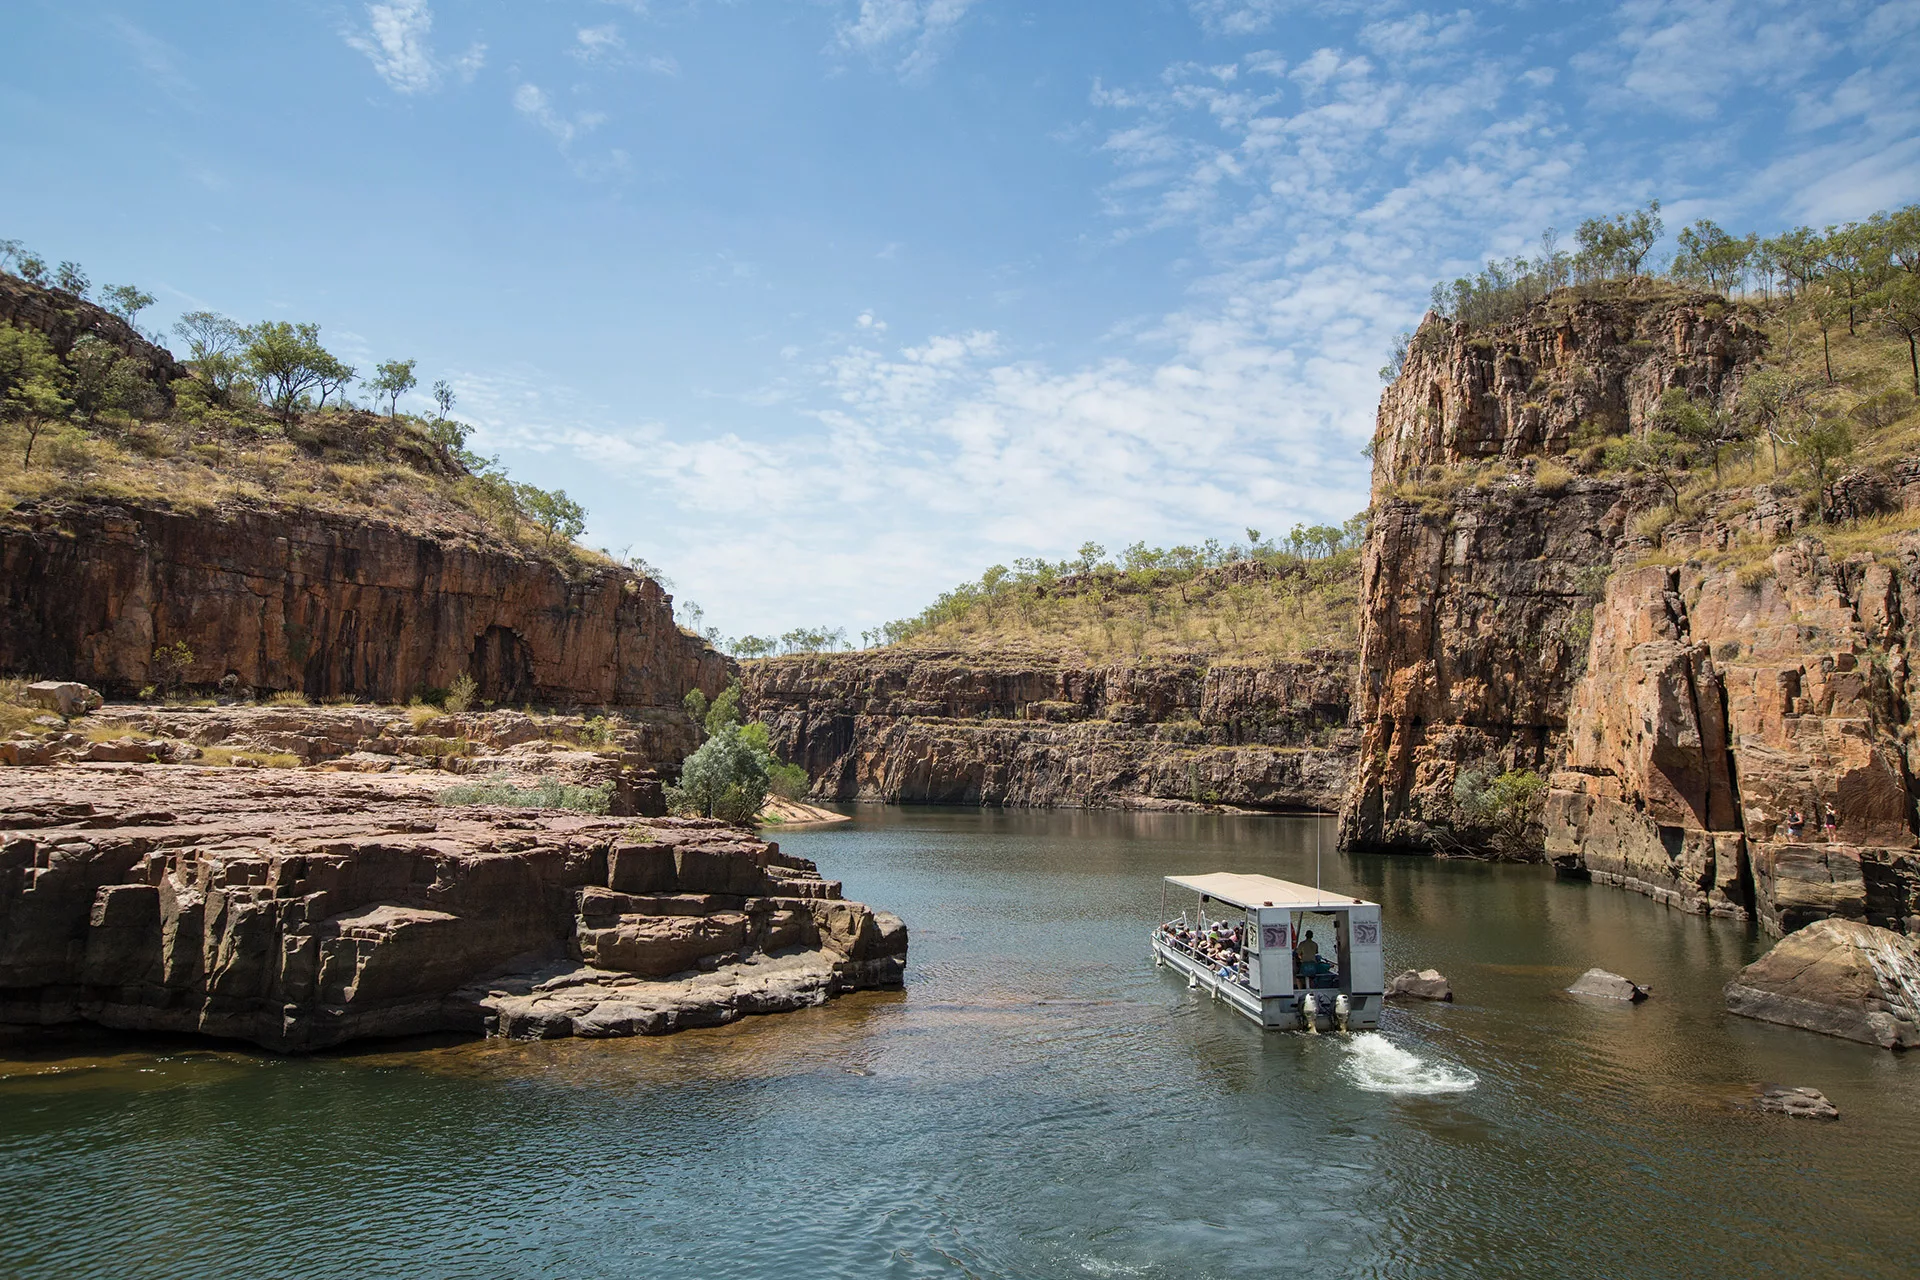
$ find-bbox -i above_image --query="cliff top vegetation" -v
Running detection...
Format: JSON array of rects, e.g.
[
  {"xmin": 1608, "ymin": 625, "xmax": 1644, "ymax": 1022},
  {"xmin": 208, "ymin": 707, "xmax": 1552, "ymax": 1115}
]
[
  {"xmin": 1383, "ymin": 201, "xmax": 1920, "ymax": 571},
  {"xmin": 827, "ymin": 523, "xmax": 1366, "ymax": 664},
  {"xmin": 0, "ymin": 248, "xmax": 609, "ymax": 575}
]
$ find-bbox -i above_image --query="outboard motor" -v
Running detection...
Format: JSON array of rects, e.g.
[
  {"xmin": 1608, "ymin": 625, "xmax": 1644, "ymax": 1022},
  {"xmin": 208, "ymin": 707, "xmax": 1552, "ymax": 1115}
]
[
  {"xmin": 1333, "ymin": 992, "xmax": 1351, "ymax": 1033},
  {"xmin": 1300, "ymin": 992, "xmax": 1320, "ymax": 1034}
]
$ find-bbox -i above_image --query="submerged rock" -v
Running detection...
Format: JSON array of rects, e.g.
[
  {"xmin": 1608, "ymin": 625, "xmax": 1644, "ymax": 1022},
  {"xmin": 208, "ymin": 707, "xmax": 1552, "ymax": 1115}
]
[
  {"xmin": 1725, "ymin": 918, "xmax": 1920, "ymax": 1050},
  {"xmin": 0, "ymin": 764, "xmax": 907, "ymax": 1052},
  {"xmin": 1386, "ymin": 968, "xmax": 1454, "ymax": 1001},
  {"xmin": 1752, "ymin": 1085, "xmax": 1840, "ymax": 1120},
  {"xmin": 1567, "ymin": 968, "xmax": 1649, "ymax": 1001}
]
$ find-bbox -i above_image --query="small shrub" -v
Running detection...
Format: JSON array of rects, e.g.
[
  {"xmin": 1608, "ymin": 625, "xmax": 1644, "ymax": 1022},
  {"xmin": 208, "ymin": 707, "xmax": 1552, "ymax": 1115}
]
[
  {"xmin": 1736, "ymin": 559, "xmax": 1776, "ymax": 590},
  {"xmin": 148, "ymin": 641, "xmax": 195, "ymax": 696},
  {"xmin": 410, "ymin": 735, "xmax": 471, "ymax": 758},
  {"xmin": 406, "ymin": 704, "xmax": 442, "ymax": 730},
  {"xmin": 768, "ymin": 761, "xmax": 810, "ymax": 801},
  {"xmin": 1452, "ymin": 767, "xmax": 1547, "ymax": 859},
  {"xmin": 265, "ymin": 690, "xmax": 310, "ymax": 707},
  {"xmin": 444, "ymin": 672, "xmax": 478, "ymax": 714},
  {"xmin": 438, "ymin": 777, "xmax": 613, "ymax": 812},
  {"xmin": 1534, "ymin": 462, "xmax": 1574, "ymax": 496},
  {"xmin": 1630, "ymin": 506, "xmax": 1677, "ymax": 541}
]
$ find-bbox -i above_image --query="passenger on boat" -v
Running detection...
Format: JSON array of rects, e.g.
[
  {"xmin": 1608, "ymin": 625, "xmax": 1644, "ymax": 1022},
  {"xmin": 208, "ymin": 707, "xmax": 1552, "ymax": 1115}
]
[{"xmin": 1294, "ymin": 930, "xmax": 1320, "ymax": 965}]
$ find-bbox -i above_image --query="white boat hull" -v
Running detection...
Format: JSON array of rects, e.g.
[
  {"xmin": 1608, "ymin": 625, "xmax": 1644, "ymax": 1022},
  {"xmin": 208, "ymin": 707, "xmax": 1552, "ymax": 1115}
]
[{"xmin": 1152, "ymin": 934, "xmax": 1381, "ymax": 1031}]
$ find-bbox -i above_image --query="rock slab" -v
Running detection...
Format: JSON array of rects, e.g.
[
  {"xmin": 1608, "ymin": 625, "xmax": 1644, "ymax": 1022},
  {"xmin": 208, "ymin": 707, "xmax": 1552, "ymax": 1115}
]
[
  {"xmin": 1386, "ymin": 968, "xmax": 1454, "ymax": 1001},
  {"xmin": 1567, "ymin": 968, "xmax": 1649, "ymax": 1001},
  {"xmin": 1725, "ymin": 918, "xmax": 1920, "ymax": 1049},
  {"xmin": 1752, "ymin": 1085, "xmax": 1840, "ymax": 1120},
  {"xmin": 24, "ymin": 682, "xmax": 104, "ymax": 718},
  {"xmin": 0, "ymin": 764, "xmax": 907, "ymax": 1052}
]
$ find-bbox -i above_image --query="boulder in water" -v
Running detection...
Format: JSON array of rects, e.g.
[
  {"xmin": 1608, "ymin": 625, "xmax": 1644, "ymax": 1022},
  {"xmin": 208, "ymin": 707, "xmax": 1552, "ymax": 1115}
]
[
  {"xmin": 1387, "ymin": 968, "xmax": 1453, "ymax": 1001},
  {"xmin": 1725, "ymin": 918, "xmax": 1920, "ymax": 1050},
  {"xmin": 1751, "ymin": 1085, "xmax": 1840, "ymax": 1120},
  {"xmin": 1567, "ymin": 967, "xmax": 1649, "ymax": 1001}
]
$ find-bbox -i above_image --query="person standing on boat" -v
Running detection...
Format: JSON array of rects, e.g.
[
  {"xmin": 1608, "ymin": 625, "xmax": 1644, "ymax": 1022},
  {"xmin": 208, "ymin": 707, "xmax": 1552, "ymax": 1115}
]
[{"xmin": 1295, "ymin": 930, "xmax": 1320, "ymax": 965}]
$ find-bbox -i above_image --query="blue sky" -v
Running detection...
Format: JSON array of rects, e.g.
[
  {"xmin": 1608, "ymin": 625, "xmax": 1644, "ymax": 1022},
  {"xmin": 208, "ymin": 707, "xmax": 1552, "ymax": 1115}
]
[{"xmin": 5, "ymin": 1, "xmax": 1918, "ymax": 641}]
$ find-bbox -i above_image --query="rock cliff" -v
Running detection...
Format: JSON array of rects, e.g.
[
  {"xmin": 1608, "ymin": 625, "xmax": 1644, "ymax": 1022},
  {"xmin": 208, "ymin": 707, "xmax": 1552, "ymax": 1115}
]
[
  {"xmin": 743, "ymin": 646, "xmax": 1354, "ymax": 811},
  {"xmin": 1, "ymin": 500, "xmax": 729, "ymax": 710},
  {"xmin": 1341, "ymin": 286, "xmax": 1766, "ymax": 854},
  {"xmin": 0, "ymin": 765, "xmax": 907, "ymax": 1050},
  {"xmin": 0, "ymin": 273, "xmax": 187, "ymax": 399}
]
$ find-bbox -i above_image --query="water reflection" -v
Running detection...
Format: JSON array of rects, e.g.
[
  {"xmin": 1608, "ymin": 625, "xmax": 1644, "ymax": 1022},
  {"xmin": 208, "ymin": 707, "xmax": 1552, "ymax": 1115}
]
[{"xmin": 3, "ymin": 804, "xmax": 1918, "ymax": 1279}]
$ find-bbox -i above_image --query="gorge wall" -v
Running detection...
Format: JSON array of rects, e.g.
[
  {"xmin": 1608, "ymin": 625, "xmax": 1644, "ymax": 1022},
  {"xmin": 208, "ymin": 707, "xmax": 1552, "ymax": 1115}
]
[
  {"xmin": 1, "ymin": 500, "xmax": 730, "ymax": 712},
  {"xmin": 1340, "ymin": 284, "xmax": 1920, "ymax": 936},
  {"xmin": 1340, "ymin": 287, "xmax": 1765, "ymax": 855},
  {"xmin": 743, "ymin": 645, "xmax": 1354, "ymax": 812}
]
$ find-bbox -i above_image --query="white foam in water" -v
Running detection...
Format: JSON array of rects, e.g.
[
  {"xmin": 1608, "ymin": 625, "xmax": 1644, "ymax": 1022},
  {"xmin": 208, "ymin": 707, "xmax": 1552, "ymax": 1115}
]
[{"xmin": 1340, "ymin": 1032, "xmax": 1478, "ymax": 1095}]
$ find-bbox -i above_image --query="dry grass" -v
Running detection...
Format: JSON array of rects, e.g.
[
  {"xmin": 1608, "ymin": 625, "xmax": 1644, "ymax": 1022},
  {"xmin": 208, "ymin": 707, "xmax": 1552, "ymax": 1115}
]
[
  {"xmin": 898, "ymin": 557, "xmax": 1360, "ymax": 662},
  {"xmin": 264, "ymin": 691, "xmax": 311, "ymax": 707},
  {"xmin": 194, "ymin": 746, "xmax": 302, "ymax": 769},
  {"xmin": 0, "ymin": 408, "xmax": 604, "ymax": 575},
  {"xmin": 0, "ymin": 676, "xmax": 45, "ymax": 735}
]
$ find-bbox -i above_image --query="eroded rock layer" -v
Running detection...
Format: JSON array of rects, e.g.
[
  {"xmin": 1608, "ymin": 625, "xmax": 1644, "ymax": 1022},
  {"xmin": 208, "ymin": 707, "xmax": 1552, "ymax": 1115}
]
[
  {"xmin": 1, "ymin": 501, "xmax": 729, "ymax": 708},
  {"xmin": 744, "ymin": 647, "xmax": 1354, "ymax": 811},
  {"xmin": 0, "ymin": 765, "xmax": 906, "ymax": 1050}
]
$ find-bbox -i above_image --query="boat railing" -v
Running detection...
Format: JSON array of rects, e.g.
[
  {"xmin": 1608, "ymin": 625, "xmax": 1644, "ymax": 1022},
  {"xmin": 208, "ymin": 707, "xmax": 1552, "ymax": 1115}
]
[{"xmin": 1153, "ymin": 924, "xmax": 1254, "ymax": 992}]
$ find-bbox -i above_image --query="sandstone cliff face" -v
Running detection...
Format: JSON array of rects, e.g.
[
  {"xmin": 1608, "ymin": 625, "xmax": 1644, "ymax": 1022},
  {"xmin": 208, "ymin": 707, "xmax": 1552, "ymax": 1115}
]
[
  {"xmin": 1341, "ymin": 289, "xmax": 1764, "ymax": 854},
  {"xmin": 0, "ymin": 766, "xmax": 907, "ymax": 1050},
  {"xmin": 1547, "ymin": 543, "xmax": 1920, "ymax": 935},
  {"xmin": 1, "ymin": 500, "xmax": 729, "ymax": 710},
  {"xmin": 744, "ymin": 647, "xmax": 1354, "ymax": 811}
]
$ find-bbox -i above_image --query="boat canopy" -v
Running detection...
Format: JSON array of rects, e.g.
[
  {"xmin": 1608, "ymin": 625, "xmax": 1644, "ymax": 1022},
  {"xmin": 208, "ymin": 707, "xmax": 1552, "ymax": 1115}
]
[{"xmin": 1164, "ymin": 872, "xmax": 1376, "ymax": 913}]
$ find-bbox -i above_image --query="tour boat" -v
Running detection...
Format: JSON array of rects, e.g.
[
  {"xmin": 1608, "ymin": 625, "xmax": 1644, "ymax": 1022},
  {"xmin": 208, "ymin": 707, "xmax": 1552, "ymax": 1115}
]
[{"xmin": 1151, "ymin": 872, "xmax": 1385, "ymax": 1031}]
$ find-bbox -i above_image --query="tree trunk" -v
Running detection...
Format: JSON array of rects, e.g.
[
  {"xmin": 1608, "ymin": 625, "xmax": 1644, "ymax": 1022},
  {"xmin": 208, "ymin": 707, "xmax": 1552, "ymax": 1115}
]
[
  {"xmin": 1822, "ymin": 328, "xmax": 1833, "ymax": 384},
  {"xmin": 1908, "ymin": 334, "xmax": 1919, "ymax": 397}
]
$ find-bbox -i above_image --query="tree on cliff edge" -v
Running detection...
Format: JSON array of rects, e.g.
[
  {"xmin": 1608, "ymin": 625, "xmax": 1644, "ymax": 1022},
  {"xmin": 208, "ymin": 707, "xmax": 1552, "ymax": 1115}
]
[
  {"xmin": 368, "ymin": 359, "xmax": 417, "ymax": 417},
  {"xmin": 243, "ymin": 321, "xmax": 338, "ymax": 424}
]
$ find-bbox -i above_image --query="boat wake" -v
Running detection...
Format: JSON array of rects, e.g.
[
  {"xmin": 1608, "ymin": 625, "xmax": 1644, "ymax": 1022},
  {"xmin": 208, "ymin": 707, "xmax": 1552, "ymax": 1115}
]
[{"xmin": 1339, "ymin": 1032, "xmax": 1478, "ymax": 1095}]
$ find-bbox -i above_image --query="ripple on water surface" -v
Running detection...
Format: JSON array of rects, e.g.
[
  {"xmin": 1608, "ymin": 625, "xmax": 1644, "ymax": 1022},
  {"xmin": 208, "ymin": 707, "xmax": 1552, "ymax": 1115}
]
[{"xmin": 3, "ymin": 806, "xmax": 1919, "ymax": 1280}]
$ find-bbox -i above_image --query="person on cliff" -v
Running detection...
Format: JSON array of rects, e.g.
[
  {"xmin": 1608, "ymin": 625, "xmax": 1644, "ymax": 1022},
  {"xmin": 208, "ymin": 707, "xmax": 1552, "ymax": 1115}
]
[
  {"xmin": 1786, "ymin": 807, "xmax": 1805, "ymax": 840},
  {"xmin": 1823, "ymin": 803, "xmax": 1839, "ymax": 842}
]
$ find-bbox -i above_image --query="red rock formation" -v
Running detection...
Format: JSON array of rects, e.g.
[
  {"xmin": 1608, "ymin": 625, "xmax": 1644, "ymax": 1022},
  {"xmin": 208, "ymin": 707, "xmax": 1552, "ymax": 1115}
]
[
  {"xmin": 0, "ymin": 500, "xmax": 730, "ymax": 709},
  {"xmin": 1342, "ymin": 286, "xmax": 1765, "ymax": 854},
  {"xmin": 0, "ymin": 765, "xmax": 906, "ymax": 1050},
  {"xmin": 744, "ymin": 646, "xmax": 1354, "ymax": 811},
  {"xmin": 0, "ymin": 272, "xmax": 187, "ymax": 397}
]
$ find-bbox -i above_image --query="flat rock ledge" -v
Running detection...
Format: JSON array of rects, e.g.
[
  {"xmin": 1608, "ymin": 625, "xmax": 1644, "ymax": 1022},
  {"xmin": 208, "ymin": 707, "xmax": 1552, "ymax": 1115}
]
[
  {"xmin": 0, "ymin": 765, "xmax": 906, "ymax": 1052},
  {"xmin": 1750, "ymin": 1085, "xmax": 1840, "ymax": 1120},
  {"xmin": 1725, "ymin": 918, "xmax": 1920, "ymax": 1050}
]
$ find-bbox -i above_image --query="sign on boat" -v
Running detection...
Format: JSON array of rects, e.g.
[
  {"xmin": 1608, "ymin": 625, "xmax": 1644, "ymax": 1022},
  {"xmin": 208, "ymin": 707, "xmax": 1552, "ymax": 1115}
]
[{"xmin": 1152, "ymin": 872, "xmax": 1384, "ymax": 1032}]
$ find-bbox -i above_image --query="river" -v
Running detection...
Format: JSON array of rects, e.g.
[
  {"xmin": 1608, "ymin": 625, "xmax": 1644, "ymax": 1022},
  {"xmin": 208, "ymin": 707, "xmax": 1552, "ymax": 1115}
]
[{"xmin": 4, "ymin": 807, "xmax": 1917, "ymax": 1279}]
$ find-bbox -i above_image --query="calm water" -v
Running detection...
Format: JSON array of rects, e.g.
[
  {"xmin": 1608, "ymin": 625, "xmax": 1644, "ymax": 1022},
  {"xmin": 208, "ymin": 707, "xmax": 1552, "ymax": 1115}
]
[{"xmin": 5, "ymin": 807, "xmax": 1918, "ymax": 1279}]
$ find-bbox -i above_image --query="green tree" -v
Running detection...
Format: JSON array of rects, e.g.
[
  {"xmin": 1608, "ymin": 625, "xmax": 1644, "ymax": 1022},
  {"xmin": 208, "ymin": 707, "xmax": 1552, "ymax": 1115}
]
[
  {"xmin": 1576, "ymin": 200, "xmax": 1662, "ymax": 279},
  {"xmin": 1603, "ymin": 428, "xmax": 1691, "ymax": 510},
  {"xmin": 514, "ymin": 483, "xmax": 586, "ymax": 545},
  {"xmin": 368, "ymin": 358, "xmax": 417, "ymax": 417},
  {"xmin": 432, "ymin": 378, "xmax": 455, "ymax": 420},
  {"xmin": 15, "ymin": 254, "xmax": 48, "ymax": 286},
  {"xmin": 313, "ymin": 352, "xmax": 356, "ymax": 410},
  {"xmin": 1652, "ymin": 387, "xmax": 1744, "ymax": 483},
  {"xmin": 173, "ymin": 311, "xmax": 246, "ymax": 406},
  {"xmin": 0, "ymin": 322, "xmax": 64, "ymax": 406},
  {"xmin": 243, "ymin": 321, "xmax": 336, "ymax": 423},
  {"xmin": 1453, "ymin": 768, "xmax": 1547, "ymax": 859},
  {"xmin": 66, "ymin": 335, "xmax": 120, "ymax": 422},
  {"xmin": 100, "ymin": 284, "xmax": 155, "ymax": 326},
  {"xmin": 1791, "ymin": 415, "xmax": 1854, "ymax": 522},
  {"xmin": 12, "ymin": 376, "xmax": 72, "ymax": 467},
  {"xmin": 666, "ymin": 725, "xmax": 771, "ymax": 824},
  {"xmin": 0, "ymin": 239, "xmax": 22, "ymax": 271},
  {"xmin": 1672, "ymin": 220, "xmax": 1756, "ymax": 294},
  {"xmin": 1875, "ymin": 273, "xmax": 1920, "ymax": 396},
  {"xmin": 1738, "ymin": 367, "xmax": 1806, "ymax": 473},
  {"xmin": 54, "ymin": 261, "xmax": 89, "ymax": 297},
  {"xmin": 1762, "ymin": 226, "xmax": 1825, "ymax": 300}
]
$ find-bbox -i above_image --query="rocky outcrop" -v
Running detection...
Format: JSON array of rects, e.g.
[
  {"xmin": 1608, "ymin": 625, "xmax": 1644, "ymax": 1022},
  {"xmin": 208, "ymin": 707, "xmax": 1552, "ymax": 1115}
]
[
  {"xmin": 1547, "ymin": 543, "xmax": 1920, "ymax": 933},
  {"xmin": 0, "ymin": 271, "xmax": 187, "ymax": 398},
  {"xmin": 1342, "ymin": 287, "xmax": 1766, "ymax": 854},
  {"xmin": 1, "ymin": 500, "xmax": 730, "ymax": 710},
  {"xmin": 743, "ymin": 646, "xmax": 1355, "ymax": 811},
  {"xmin": 1725, "ymin": 918, "xmax": 1920, "ymax": 1049},
  {"xmin": 0, "ymin": 765, "xmax": 906, "ymax": 1051}
]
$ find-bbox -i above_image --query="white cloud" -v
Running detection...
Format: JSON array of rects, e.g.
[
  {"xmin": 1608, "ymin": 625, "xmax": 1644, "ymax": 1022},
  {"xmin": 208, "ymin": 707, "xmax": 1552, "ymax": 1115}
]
[
  {"xmin": 835, "ymin": 0, "xmax": 977, "ymax": 78},
  {"xmin": 513, "ymin": 83, "xmax": 605, "ymax": 149},
  {"xmin": 572, "ymin": 24, "xmax": 625, "ymax": 63},
  {"xmin": 344, "ymin": 1, "xmax": 483, "ymax": 94}
]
